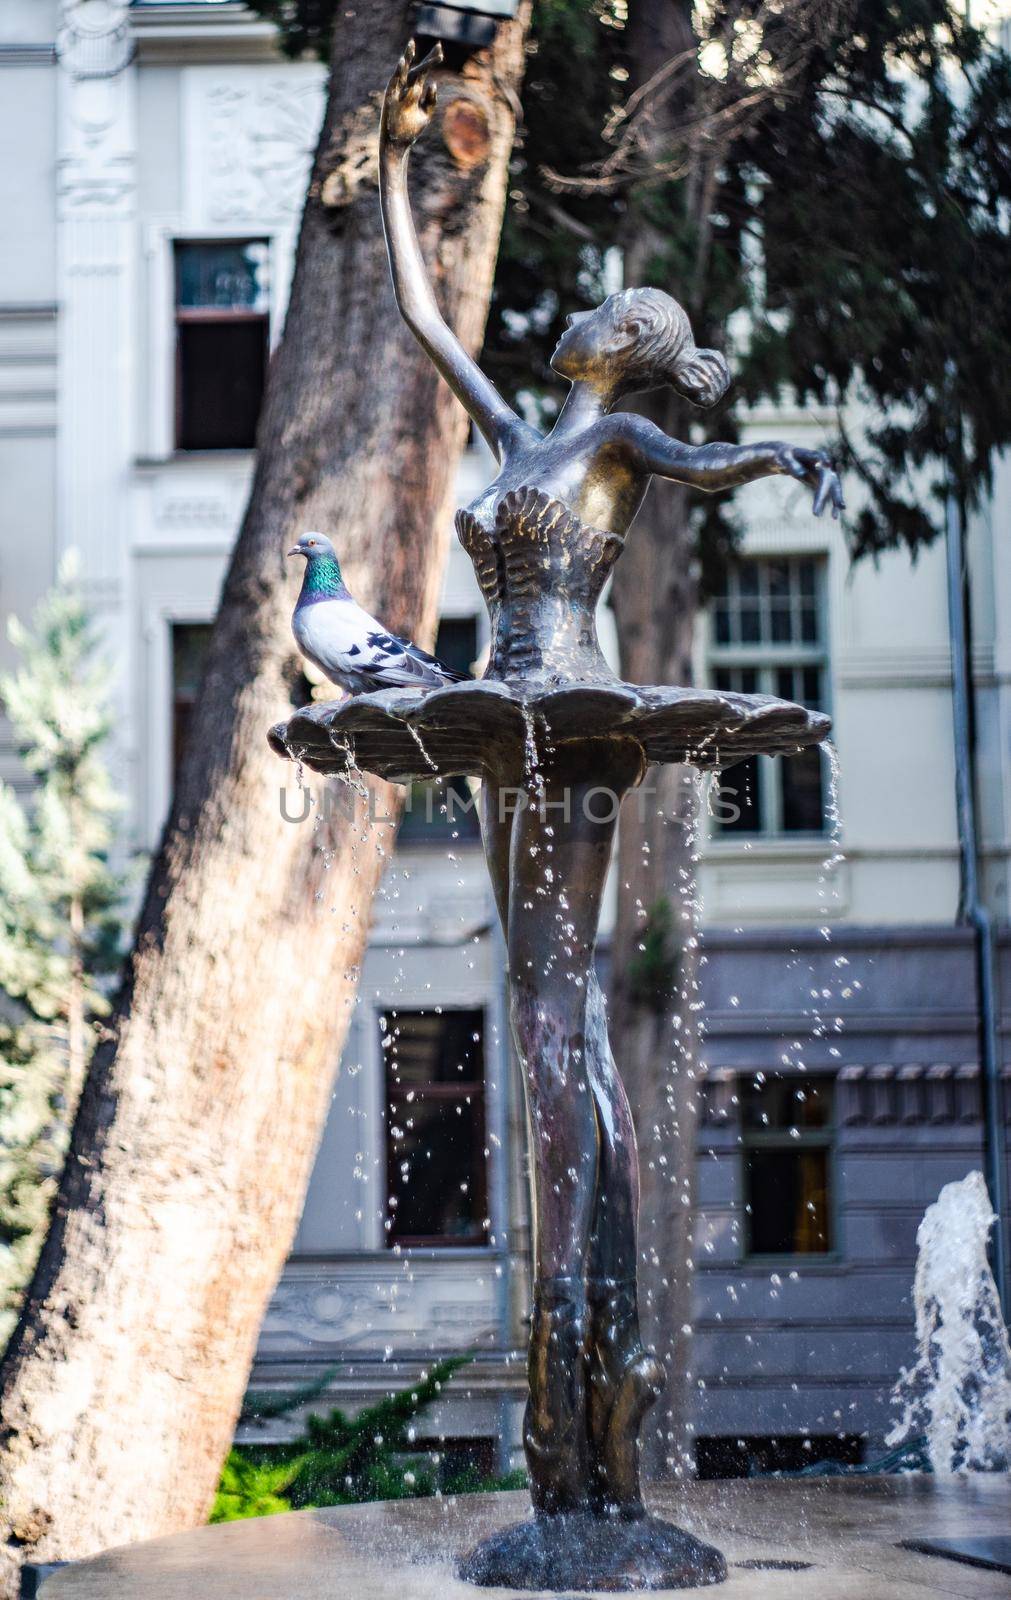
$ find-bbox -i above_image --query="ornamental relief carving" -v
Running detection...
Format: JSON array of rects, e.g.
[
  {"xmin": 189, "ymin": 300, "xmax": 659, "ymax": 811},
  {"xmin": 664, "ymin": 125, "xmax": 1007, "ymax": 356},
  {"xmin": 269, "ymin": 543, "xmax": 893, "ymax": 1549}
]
[
  {"xmin": 191, "ymin": 73, "xmax": 327, "ymax": 226},
  {"xmin": 263, "ymin": 1270, "xmax": 497, "ymax": 1351}
]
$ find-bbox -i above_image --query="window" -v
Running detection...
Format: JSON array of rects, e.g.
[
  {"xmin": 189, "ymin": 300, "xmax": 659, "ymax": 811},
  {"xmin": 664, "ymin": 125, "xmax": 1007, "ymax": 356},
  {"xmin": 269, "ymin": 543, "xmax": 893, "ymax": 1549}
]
[
  {"xmin": 741, "ymin": 1074, "xmax": 834, "ymax": 1256},
  {"xmin": 398, "ymin": 617, "xmax": 481, "ymax": 843},
  {"xmin": 709, "ymin": 557, "xmax": 828, "ymax": 835},
  {"xmin": 382, "ymin": 1008, "xmax": 488, "ymax": 1247},
  {"xmin": 171, "ymin": 622, "xmax": 213, "ymax": 782},
  {"xmin": 174, "ymin": 240, "xmax": 269, "ymax": 450}
]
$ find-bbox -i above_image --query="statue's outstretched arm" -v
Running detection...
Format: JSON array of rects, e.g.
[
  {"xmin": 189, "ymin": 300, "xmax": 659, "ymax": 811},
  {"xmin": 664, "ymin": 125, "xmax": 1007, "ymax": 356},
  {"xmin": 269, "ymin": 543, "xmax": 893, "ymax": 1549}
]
[
  {"xmin": 626, "ymin": 416, "xmax": 844, "ymax": 519},
  {"xmin": 380, "ymin": 43, "xmax": 526, "ymax": 460}
]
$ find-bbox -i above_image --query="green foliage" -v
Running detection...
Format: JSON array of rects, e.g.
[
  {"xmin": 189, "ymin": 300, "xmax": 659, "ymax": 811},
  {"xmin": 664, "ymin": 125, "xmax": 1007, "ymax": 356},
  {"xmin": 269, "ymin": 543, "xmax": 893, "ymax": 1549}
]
[
  {"xmin": 486, "ymin": 1, "xmax": 628, "ymax": 412},
  {"xmin": 213, "ymin": 1357, "xmax": 498, "ymax": 1521},
  {"xmin": 736, "ymin": 6, "xmax": 1011, "ymax": 556},
  {"xmin": 244, "ymin": 0, "xmax": 339, "ymax": 61},
  {"xmin": 487, "ymin": 1, "xmax": 1011, "ymax": 563},
  {"xmin": 444, "ymin": 1463, "xmax": 528, "ymax": 1495},
  {"xmin": 244, "ymin": 2, "xmax": 1011, "ymax": 549},
  {"xmin": 0, "ymin": 554, "xmax": 127, "ymax": 1344},
  {"xmin": 239, "ymin": 1364, "xmax": 341, "ymax": 1424},
  {"xmin": 211, "ymin": 1449, "xmax": 313, "ymax": 1522},
  {"xmin": 627, "ymin": 897, "xmax": 680, "ymax": 1012}
]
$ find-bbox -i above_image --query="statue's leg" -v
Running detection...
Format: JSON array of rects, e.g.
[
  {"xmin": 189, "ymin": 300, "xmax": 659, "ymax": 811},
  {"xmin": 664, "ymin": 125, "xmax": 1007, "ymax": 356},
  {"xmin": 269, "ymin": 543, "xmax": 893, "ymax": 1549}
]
[
  {"xmin": 500, "ymin": 740, "xmax": 644, "ymax": 1516},
  {"xmin": 460, "ymin": 753, "xmax": 729, "ymax": 1589},
  {"xmin": 505, "ymin": 779, "xmax": 599, "ymax": 1513},
  {"xmin": 585, "ymin": 978, "xmax": 664, "ymax": 1516},
  {"xmin": 483, "ymin": 779, "xmax": 591, "ymax": 1511}
]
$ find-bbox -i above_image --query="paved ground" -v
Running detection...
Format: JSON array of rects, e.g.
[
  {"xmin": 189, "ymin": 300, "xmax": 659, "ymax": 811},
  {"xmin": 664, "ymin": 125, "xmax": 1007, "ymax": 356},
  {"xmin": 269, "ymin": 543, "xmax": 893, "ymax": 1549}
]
[{"xmin": 42, "ymin": 1476, "xmax": 1011, "ymax": 1598}]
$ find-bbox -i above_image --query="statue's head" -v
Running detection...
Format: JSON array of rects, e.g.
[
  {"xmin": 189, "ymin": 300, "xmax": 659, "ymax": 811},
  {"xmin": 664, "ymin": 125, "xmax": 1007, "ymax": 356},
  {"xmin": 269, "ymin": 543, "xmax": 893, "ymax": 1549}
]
[{"xmin": 550, "ymin": 287, "xmax": 730, "ymax": 407}]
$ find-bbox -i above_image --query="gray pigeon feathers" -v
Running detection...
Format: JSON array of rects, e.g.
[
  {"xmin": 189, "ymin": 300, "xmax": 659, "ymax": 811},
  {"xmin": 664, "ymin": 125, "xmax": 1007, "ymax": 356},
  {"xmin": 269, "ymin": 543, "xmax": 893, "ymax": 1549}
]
[{"xmin": 288, "ymin": 531, "xmax": 469, "ymax": 695}]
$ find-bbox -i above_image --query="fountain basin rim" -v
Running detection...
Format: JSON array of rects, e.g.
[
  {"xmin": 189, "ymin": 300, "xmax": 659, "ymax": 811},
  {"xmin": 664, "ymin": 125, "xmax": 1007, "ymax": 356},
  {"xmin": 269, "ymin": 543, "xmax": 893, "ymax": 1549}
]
[{"xmin": 268, "ymin": 678, "xmax": 832, "ymax": 784}]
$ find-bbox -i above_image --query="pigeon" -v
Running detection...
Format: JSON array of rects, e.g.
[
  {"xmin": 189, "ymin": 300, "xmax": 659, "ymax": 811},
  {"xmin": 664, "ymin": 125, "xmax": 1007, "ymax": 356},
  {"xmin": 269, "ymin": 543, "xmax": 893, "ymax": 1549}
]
[{"xmin": 287, "ymin": 532, "xmax": 470, "ymax": 694}]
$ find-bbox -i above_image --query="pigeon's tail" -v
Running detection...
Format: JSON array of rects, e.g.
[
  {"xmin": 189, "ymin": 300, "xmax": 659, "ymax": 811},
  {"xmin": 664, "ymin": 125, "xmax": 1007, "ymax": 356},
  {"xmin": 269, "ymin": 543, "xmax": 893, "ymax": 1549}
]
[{"xmin": 404, "ymin": 641, "xmax": 472, "ymax": 684}]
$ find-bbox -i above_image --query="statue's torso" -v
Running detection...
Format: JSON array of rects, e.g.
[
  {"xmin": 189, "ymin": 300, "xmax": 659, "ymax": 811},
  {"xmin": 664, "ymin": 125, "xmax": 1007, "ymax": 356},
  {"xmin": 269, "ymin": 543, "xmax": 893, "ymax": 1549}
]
[
  {"xmin": 456, "ymin": 486, "xmax": 623, "ymax": 687},
  {"xmin": 457, "ymin": 420, "xmax": 649, "ymax": 688},
  {"xmin": 462, "ymin": 418, "xmax": 648, "ymax": 539}
]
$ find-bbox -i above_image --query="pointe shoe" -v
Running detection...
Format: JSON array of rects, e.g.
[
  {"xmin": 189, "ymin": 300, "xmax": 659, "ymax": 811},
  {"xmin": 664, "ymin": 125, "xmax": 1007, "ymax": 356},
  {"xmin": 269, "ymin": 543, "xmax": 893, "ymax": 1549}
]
[
  {"xmin": 587, "ymin": 1276, "xmax": 665, "ymax": 1517},
  {"xmin": 523, "ymin": 1275, "xmax": 592, "ymax": 1515}
]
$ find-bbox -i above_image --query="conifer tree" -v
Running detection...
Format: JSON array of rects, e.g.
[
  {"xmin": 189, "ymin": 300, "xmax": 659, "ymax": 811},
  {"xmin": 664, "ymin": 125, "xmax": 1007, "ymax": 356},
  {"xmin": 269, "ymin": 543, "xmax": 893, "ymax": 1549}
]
[{"xmin": 0, "ymin": 556, "xmax": 125, "ymax": 1343}]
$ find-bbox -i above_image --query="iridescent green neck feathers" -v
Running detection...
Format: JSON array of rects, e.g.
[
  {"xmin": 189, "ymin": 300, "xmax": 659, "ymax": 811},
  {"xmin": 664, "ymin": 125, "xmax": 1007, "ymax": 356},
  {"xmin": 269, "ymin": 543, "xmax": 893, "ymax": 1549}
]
[{"xmin": 298, "ymin": 552, "xmax": 347, "ymax": 605}]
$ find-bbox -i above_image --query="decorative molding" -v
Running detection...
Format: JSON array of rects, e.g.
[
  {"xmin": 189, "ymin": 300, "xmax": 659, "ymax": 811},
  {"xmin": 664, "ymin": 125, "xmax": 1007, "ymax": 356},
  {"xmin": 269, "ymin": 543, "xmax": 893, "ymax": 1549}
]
[
  {"xmin": 701, "ymin": 1009, "xmax": 982, "ymax": 1037},
  {"xmin": 0, "ymin": 45, "xmax": 58, "ymax": 66},
  {"xmin": 699, "ymin": 1061, "xmax": 991, "ymax": 1127},
  {"xmin": 58, "ymin": 158, "xmax": 134, "ymax": 213},
  {"xmin": 57, "ymin": 2, "xmax": 133, "ymax": 81},
  {"xmin": 0, "ymin": 311, "xmax": 58, "ymax": 436},
  {"xmin": 697, "ymin": 923, "xmax": 983, "ymax": 951},
  {"xmin": 147, "ymin": 472, "xmax": 249, "ymax": 531},
  {"xmin": 55, "ymin": 0, "xmax": 137, "ymax": 639},
  {"xmin": 705, "ymin": 842, "xmax": 959, "ymax": 865},
  {"xmin": 835, "ymin": 643, "xmax": 995, "ymax": 689},
  {"xmin": 260, "ymin": 1261, "xmax": 499, "ymax": 1356},
  {"xmin": 836, "ymin": 1061, "xmax": 985, "ymax": 1126},
  {"xmin": 703, "ymin": 856, "xmax": 851, "ymax": 922},
  {"xmin": 0, "ymin": 304, "xmax": 59, "ymax": 321},
  {"xmin": 131, "ymin": 2, "xmax": 281, "ymax": 65},
  {"xmin": 184, "ymin": 65, "xmax": 326, "ymax": 228},
  {"xmin": 56, "ymin": 9, "xmax": 137, "ymax": 221}
]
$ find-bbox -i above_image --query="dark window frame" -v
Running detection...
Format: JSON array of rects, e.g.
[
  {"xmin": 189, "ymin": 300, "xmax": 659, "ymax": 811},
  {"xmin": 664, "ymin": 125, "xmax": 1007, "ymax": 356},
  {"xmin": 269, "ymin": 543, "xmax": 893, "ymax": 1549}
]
[
  {"xmin": 170, "ymin": 620, "xmax": 213, "ymax": 785},
  {"xmin": 709, "ymin": 555, "xmax": 831, "ymax": 837},
  {"xmin": 173, "ymin": 238, "xmax": 270, "ymax": 453},
  {"xmin": 739, "ymin": 1073, "xmax": 838, "ymax": 1261},
  {"xmin": 381, "ymin": 1006, "xmax": 490, "ymax": 1250}
]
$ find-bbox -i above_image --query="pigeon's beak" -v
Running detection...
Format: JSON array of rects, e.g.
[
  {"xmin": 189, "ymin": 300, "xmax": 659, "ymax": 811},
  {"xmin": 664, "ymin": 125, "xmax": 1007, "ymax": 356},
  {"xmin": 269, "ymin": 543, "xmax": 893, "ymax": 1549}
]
[{"xmin": 286, "ymin": 546, "xmax": 301, "ymax": 557}]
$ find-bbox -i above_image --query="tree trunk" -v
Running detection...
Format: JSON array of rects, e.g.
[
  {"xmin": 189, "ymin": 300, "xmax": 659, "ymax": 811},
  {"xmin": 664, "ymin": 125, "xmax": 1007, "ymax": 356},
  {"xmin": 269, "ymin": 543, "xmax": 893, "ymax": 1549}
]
[
  {"xmin": 66, "ymin": 891, "xmax": 85, "ymax": 1114},
  {"xmin": 610, "ymin": 0, "xmax": 709, "ymax": 1480},
  {"xmin": 0, "ymin": 8, "xmax": 528, "ymax": 1591}
]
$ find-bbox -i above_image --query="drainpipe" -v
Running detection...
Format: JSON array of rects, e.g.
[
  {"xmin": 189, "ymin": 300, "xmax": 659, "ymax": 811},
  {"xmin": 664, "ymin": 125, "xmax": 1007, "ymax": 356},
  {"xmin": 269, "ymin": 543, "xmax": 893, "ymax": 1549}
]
[{"xmin": 944, "ymin": 450, "xmax": 1008, "ymax": 1317}]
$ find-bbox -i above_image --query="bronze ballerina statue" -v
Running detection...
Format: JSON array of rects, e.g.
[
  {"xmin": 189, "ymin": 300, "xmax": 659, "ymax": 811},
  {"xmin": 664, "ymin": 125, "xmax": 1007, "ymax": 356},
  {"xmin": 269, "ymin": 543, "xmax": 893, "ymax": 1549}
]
[{"xmin": 271, "ymin": 41, "xmax": 839, "ymax": 1591}]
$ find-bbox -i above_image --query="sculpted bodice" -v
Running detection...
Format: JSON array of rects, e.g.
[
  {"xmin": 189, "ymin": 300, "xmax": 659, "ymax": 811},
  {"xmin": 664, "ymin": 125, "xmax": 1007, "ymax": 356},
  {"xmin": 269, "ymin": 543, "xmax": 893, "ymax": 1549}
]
[{"xmin": 456, "ymin": 486, "xmax": 623, "ymax": 687}]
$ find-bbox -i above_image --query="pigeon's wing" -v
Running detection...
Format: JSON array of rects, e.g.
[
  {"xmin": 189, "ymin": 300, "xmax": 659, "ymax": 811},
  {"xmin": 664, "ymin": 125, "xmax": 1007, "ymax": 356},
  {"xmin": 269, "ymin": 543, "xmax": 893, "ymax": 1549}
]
[
  {"xmin": 360, "ymin": 629, "xmax": 451, "ymax": 688},
  {"xmin": 293, "ymin": 598, "xmax": 452, "ymax": 690}
]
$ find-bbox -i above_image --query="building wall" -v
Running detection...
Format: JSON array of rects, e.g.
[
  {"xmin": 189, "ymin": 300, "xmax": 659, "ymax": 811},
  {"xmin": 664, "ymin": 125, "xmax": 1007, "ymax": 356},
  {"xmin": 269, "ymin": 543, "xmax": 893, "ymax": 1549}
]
[
  {"xmin": 695, "ymin": 926, "xmax": 1011, "ymax": 1460},
  {"xmin": 0, "ymin": 2, "xmax": 59, "ymax": 792}
]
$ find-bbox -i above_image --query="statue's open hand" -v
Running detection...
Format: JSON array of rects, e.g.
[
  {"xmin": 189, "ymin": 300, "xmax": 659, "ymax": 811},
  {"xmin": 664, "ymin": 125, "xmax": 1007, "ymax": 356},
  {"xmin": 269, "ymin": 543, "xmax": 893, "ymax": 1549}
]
[
  {"xmin": 777, "ymin": 445, "xmax": 845, "ymax": 520},
  {"xmin": 382, "ymin": 40, "xmax": 442, "ymax": 151}
]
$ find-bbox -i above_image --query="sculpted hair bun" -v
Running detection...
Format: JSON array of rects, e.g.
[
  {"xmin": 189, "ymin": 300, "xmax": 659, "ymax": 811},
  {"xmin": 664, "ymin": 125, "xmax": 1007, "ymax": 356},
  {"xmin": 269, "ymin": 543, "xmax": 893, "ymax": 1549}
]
[
  {"xmin": 672, "ymin": 345, "xmax": 731, "ymax": 409},
  {"xmin": 615, "ymin": 286, "xmax": 731, "ymax": 408}
]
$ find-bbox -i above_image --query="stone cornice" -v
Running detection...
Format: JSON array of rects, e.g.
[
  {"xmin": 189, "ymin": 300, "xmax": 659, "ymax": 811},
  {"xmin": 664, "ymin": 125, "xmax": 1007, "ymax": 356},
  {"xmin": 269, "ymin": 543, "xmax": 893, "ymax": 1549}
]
[
  {"xmin": 0, "ymin": 44, "xmax": 57, "ymax": 65},
  {"xmin": 130, "ymin": 1, "xmax": 283, "ymax": 64}
]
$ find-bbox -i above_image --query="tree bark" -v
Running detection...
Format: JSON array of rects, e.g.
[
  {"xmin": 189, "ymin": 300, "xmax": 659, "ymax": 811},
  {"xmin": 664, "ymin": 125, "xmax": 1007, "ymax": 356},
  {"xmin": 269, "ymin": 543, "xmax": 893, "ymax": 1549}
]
[
  {"xmin": 610, "ymin": 0, "xmax": 709, "ymax": 1480},
  {"xmin": 66, "ymin": 890, "xmax": 85, "ymax": 1114},
  {"xmin": 0, "ymin": 7, "xmax": 528, "ymax": 1590}
]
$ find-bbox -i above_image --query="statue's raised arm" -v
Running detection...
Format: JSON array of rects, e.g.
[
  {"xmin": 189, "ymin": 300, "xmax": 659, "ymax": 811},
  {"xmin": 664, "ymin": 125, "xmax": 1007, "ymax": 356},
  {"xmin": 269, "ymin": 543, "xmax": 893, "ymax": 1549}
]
[{"xmin": 379, "ymin": 42, "xmax": 526, "ymax": 461}]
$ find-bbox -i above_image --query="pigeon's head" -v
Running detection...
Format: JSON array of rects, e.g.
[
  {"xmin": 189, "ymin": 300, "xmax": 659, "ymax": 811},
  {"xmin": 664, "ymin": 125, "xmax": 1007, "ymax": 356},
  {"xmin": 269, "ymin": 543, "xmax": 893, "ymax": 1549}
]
[{"xmin": 287, "ymin": 531, "xmax": 340, "ymax": 571}]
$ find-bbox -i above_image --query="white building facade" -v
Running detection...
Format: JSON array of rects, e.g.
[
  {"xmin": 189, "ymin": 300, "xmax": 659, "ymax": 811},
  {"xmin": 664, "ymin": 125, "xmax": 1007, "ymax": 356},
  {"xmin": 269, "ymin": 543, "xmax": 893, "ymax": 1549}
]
[{"xmin": 1, "ymin": 1, "xmax": 1008, "ymax": 1478}]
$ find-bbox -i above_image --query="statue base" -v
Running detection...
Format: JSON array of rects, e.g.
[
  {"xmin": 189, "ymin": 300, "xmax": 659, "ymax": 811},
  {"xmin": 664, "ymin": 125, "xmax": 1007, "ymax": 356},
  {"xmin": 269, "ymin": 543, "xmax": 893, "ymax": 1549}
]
[{"xmin": 458, "ymin": 1509, "xmax": 727, "ymax": 1591}]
